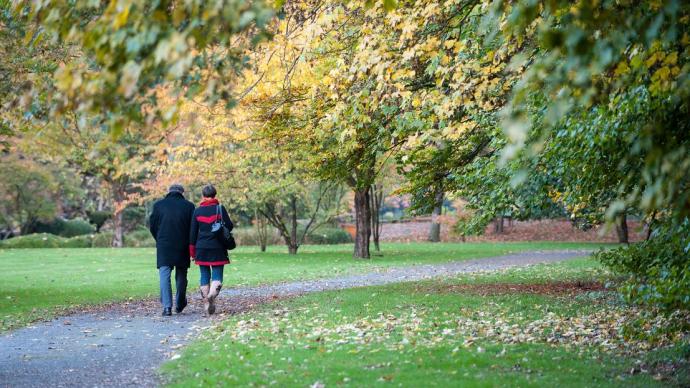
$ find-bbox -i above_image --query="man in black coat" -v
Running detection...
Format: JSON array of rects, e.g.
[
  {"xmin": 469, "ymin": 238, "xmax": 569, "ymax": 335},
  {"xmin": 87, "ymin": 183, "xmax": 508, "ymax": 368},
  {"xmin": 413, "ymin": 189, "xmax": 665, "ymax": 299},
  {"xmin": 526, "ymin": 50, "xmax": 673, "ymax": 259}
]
[{"xmin": 149, "ymin": 184, "xmax": 195, "ymax": 316}]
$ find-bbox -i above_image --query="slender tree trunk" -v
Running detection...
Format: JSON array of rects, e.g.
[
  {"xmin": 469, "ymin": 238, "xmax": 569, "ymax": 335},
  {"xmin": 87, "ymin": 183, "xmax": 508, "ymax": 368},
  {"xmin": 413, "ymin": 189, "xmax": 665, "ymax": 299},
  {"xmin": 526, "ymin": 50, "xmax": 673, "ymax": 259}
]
[
  {"xmin": 111, "ymin": 183, "xmax": 126, "ymax": 248},
  {"xmin": 645, "ymin": 210, "xmax": 657, "ymax": 241},
  {"xmin": 370, "ymin": 184, "xmax": 383, "ymax": 252},
  {"xmin": 428, "ymin": 187, "xmax": 443, "ymax": 242},
  {"xmin": 494, "ymin": 216, "xmax": 505, "ymax": 234},
  {"xmin": 254, "ymin": 209, "xmax": 268, "ymax": 252},
  {"xmin": 353, "ymin": 188, "xmax": 371, "ymax": 259},
  {"xmin": 615, "ymin": 212, "xmax": 629, "ymax": 244},
  {"xmin": 288, "ymin": 195, "xmax": 299, "ymax": 255},
  {"xmin": 19, "ymin": 216, "xmax": 37, "ymax": 235},
  {"xmin": 112, "ymin": 209, "xmax": 124, "ymax": 247}
]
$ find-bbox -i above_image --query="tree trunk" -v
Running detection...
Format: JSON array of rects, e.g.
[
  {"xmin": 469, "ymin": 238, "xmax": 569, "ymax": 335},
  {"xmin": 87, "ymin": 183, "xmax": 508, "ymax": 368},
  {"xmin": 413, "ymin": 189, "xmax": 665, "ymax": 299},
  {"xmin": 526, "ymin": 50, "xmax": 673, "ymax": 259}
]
[
  {"xmin": 494, "ymin": 216, "xmax": 505, "ymax": 234},
  {"xmin": 615, "ymin": 212, "xmax": 629, "ymax": 244},
  {"xmin": 428, "ymin": 187, "xmax": 443, "ymax": 242},
  {"xmin": 19, "ymin": 216, "xmax": 38, "ymax": 235},
  {"xmin": 254, "ymin": 209, "xmax": 268, "ymax": 252},
  {"xmin": 112, "ymin": 209, "xmax": 124, "ymax": 247},
  {"xmin": 288, "ymin": 195, "xmax": 299, "ymax": 255},
  {"xmin": 353, "ymin": 188, "xmax": 371, "ymax": 259},
  {"xmin": 281, "ymin": 233, "xmax": 299, "ymax": 255},
  {"xmin": 370, "ymin": 184, "xmax": 383, "ymax": 252},
  {"xmin": 645, "ymin": 211, "xmax": 657, "ymax": 241},
  {"xmin": 111, "ymin": 182, "xmax": 126, "ymax": 248}
]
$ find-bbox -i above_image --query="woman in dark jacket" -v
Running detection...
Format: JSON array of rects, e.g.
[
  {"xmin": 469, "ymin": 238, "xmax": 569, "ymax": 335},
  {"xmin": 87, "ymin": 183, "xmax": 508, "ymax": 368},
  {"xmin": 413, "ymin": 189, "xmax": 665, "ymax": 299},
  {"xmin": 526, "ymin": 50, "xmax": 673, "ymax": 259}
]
[{"xmin": 189, "ymin": 184, "xmax": 233, "ymax": 315}]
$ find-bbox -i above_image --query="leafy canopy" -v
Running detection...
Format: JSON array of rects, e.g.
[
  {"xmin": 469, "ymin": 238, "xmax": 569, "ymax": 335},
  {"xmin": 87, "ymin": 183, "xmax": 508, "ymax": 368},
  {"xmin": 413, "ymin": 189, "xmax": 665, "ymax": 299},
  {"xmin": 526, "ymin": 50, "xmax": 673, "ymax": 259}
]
[{"xmin": 12, "ymin": 0, "xmax": 274, "ymax": 133}]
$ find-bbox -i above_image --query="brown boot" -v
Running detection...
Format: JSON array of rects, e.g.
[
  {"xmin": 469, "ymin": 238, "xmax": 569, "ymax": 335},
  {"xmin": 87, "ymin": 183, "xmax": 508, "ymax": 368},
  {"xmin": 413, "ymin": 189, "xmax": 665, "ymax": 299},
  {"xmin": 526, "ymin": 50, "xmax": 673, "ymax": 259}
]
[
  {"xmin": 207, "ymin": 281, "xmax": 222, "ymax": 315},
  {"xmin": 200, "ymin": 285, "xmax": 210, "ymax": 316}
]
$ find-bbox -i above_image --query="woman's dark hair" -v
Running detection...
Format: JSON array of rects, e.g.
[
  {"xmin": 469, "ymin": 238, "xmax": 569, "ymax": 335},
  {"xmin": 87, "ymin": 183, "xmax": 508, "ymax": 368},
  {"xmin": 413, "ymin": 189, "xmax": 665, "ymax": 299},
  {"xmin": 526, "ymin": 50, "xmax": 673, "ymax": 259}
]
[{"xmin": 202, "ymin": 184, "xmax": 217, "ymax": 198}]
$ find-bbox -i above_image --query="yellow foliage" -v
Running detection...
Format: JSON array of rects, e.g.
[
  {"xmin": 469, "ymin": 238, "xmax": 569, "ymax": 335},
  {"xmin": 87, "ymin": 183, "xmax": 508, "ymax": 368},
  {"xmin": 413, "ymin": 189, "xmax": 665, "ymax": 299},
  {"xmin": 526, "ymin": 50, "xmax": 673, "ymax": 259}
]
[{"xmin": 614, "ymin": 61, "xmax": 630, "ymax": 76}]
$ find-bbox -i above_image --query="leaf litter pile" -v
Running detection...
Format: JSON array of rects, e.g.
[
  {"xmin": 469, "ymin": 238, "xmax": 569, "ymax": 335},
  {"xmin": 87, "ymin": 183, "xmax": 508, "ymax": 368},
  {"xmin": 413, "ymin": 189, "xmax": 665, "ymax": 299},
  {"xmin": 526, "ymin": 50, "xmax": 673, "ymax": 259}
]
[
  {"xmin": 220, "ymin": 300, "xmax": 688, "ymax": 357},
  {"xmin": 418, "ymin": 280, "xmax": 606, "ymax": 296}
]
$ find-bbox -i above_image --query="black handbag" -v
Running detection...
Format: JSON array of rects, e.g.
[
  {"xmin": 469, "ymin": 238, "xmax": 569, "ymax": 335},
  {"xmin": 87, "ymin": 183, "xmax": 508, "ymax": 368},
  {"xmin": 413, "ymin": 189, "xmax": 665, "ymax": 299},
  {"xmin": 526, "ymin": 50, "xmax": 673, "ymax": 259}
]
[{"xmin": 211, "ymin": 205, "xmax": 236, "ymax": 250}]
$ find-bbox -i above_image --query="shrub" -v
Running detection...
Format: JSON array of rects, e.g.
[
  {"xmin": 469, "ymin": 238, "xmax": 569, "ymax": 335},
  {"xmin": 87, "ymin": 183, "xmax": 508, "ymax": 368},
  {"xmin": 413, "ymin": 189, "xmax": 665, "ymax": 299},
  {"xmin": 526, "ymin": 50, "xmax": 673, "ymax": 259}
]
[
  {"xmin": 34, "ymin": 219, "xmax": 61, "ymax": 235},
  {"xmin": 124, "ymin": 229, "xmax": 155, "ymax": 248},
  {"xmin": 92, "ymin": 232, "xmax": 115, "ymax": 248},
  {"xmin": 306, "ymin": 227, "xmax": 353, "ymax": 245},
  {"xmin": 61, "ymin": 234, "xmax": 96, "ymax": 248},
  {"xmin": 87, "ymin": 211, "xmax": 111, "ymax": 232},
  {"xmin": 60, "ymin": 218, "xmax": 96, "ymax": 237},
  {"xmin": 233, "ymin": 227, "xmax": 282, "ymax": 247},
  {"xmin": 597, "ymin": 220, "xmax": 690, "ymax": 311},
  {"xmin": 34, "ymin": 218, "xmax": 95, "ymax": 237},
  {"xmin": 233, "ymin": 225, "xmax": 353, "ymax": 246},
  {"xmin": 0, "ymin": 233, "xmax": 64, "ymax": 248},
  {"xmin": 123, "ymin": 206, "xmax": 147, "ymax": 232}
]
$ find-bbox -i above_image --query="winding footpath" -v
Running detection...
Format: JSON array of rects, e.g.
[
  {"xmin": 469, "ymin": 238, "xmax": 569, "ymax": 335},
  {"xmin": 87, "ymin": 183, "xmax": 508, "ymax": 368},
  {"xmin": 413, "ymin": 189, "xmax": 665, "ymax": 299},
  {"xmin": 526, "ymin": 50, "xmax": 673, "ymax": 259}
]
[{"xmin": 0, "ymin": 249, "xmax": 590, "ymax": 387}]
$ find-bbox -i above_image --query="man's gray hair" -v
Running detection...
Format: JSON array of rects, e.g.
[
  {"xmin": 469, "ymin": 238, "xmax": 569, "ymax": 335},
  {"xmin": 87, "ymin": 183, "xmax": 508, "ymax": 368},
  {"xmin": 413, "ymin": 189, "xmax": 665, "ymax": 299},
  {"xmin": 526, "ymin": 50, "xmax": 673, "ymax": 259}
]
[{"xmin": 168, "ymin": 184, "xmax": 185, "ymax": 194}]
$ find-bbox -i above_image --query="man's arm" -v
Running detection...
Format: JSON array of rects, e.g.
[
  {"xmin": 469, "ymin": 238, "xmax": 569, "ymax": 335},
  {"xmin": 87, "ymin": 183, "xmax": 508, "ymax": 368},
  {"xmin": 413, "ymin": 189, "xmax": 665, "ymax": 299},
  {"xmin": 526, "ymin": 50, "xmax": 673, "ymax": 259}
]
[
  {"xmin": 189, "ymin": 210, "xmax": 198, "ymax": 259},
  {"xmin": 149, "ymin": 203, "xmax": 159, "ymax": 240}
]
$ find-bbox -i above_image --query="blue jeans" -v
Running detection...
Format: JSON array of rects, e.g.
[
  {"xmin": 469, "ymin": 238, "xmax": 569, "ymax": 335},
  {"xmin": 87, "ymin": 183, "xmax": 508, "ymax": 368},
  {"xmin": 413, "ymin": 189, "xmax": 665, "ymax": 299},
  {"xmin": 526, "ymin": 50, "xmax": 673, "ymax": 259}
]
[
  {"xmin": 159, "ymin": 266, "xmax": 188, "ymax": 309},
  {"xmin": 199, "ymin": 265, "xmax": 224, "ymax": 286}
]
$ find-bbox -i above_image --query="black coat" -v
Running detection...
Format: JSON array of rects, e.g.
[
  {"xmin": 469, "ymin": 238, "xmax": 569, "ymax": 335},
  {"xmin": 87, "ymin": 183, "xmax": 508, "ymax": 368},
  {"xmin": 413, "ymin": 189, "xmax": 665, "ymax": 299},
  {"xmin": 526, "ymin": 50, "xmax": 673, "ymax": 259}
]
[
  {"xmin": 149, "ymin": 192, "xmax": 196, "ymax": 268},
  {"xmin": 189, "ymin": 199, "xmax": 233, "ymax": 265}
]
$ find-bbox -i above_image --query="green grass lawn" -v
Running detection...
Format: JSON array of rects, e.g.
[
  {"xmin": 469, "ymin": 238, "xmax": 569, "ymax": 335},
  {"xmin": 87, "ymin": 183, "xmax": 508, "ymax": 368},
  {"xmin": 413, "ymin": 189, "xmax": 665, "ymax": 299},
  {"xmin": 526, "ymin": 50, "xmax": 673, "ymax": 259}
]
[
  {"xmin": 0, "ymin": 242, "xmax": 602, "ymax": 331},
  {"xmin": 162, "ymin": 258, "xmax": 689, "ymax": 387}
]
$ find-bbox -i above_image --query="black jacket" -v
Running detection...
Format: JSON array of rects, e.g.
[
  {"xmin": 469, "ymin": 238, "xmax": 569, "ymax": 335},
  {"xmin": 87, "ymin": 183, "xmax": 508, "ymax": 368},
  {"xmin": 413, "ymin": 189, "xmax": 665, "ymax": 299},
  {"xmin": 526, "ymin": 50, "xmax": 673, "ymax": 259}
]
[
  {"xmin": 189, "ymin": 199, "xmax": 233, "ymax": 264},
  {"xmin": 149, "ymin": 192, "xmax": 195, "ymax": 268}
]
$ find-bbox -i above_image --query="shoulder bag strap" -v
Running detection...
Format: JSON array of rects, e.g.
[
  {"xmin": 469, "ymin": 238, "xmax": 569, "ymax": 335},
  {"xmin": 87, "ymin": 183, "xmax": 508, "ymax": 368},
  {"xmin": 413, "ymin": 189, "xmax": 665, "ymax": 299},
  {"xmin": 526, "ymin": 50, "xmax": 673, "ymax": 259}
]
[{"xmin": 217, "ymin": 204, "xmax": 224, "ymax": 226}]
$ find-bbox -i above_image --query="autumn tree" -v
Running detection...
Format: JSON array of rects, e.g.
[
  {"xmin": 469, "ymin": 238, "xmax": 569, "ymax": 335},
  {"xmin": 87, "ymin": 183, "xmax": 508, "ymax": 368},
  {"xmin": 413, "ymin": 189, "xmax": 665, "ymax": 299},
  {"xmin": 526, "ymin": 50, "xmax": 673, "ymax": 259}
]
[
  {"xmin": 4, "ymin": 0, "xmax": 286, "ymax": 247},
  {"xmin": 236, "ymin": 136, "xmax": 346, "ymax": 255},
  {"xmin": 234, "ymin": 0, "xmax": 525, "ymax": 257},
  {"xmin": 216, "ymin": 2, "xmax": 397, "ymax": 258},
  {"xmin": 258, "ymin": 2, "xmax": 412, "ymax": 258},
  {"xmin": 0, "ymin": 2, "xmax": 69, "ymax": 146},
  {"xmin": 317, "ymin": 0, "xmax": 525, "ymax": 246},
  {"xmin": 0, "ymin": 155, "xmax": 59, "ymax": 236},
  {"xmin": 24, "ymin": 112, "xmax": 174, "ymax": 247},
  {"xmin": 492, "ymin": 0, "xmax": 690, "ymax": 223},
  {"xmin": 11, "ymin": 0, "xmax": 274, "ymax": 132},
  {"xmin": 163, "ymin": 92, "xmax": 346, "ymax": 255},
  {"xmin": 476, "ymin": 0, "xmax": 690, "ymax": 308}
]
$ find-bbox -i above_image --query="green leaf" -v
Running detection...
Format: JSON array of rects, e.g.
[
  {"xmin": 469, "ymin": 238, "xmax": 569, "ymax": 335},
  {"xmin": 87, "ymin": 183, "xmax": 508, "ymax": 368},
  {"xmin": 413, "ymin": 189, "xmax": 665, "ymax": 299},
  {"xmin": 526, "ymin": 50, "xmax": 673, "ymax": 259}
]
[{"xmin": 383, "ymin": 0, "xmax": 398, "ymax": 12}]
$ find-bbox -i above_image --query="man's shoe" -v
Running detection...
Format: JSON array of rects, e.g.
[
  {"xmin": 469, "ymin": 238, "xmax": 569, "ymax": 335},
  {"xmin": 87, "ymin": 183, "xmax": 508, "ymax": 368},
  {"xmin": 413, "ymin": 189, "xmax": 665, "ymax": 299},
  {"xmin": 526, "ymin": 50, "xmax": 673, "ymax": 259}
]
[
  {"xmin": 175, "ymin": 299, "xmax": 188, "ymax": 314},
  {"xmin": 162, "ymin": 308, "xmax": 172, "ymax": 316}
]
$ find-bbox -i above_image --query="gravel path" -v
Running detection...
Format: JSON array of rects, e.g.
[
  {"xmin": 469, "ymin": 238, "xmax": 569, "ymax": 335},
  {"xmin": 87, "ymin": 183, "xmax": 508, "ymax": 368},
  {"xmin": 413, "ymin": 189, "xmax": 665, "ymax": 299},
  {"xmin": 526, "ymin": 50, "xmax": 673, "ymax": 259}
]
[{"xmin": 0, "ymin": 249, "xmax": 590, "ymax": 387}]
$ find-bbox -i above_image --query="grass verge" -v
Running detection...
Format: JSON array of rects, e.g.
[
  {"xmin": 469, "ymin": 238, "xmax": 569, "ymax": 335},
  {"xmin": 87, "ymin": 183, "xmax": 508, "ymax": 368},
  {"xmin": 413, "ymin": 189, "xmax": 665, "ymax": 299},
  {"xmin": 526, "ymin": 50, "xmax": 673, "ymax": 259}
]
[{"xmin": 162, "ymin": 258, "xmax": 689, "ymax": 387}]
